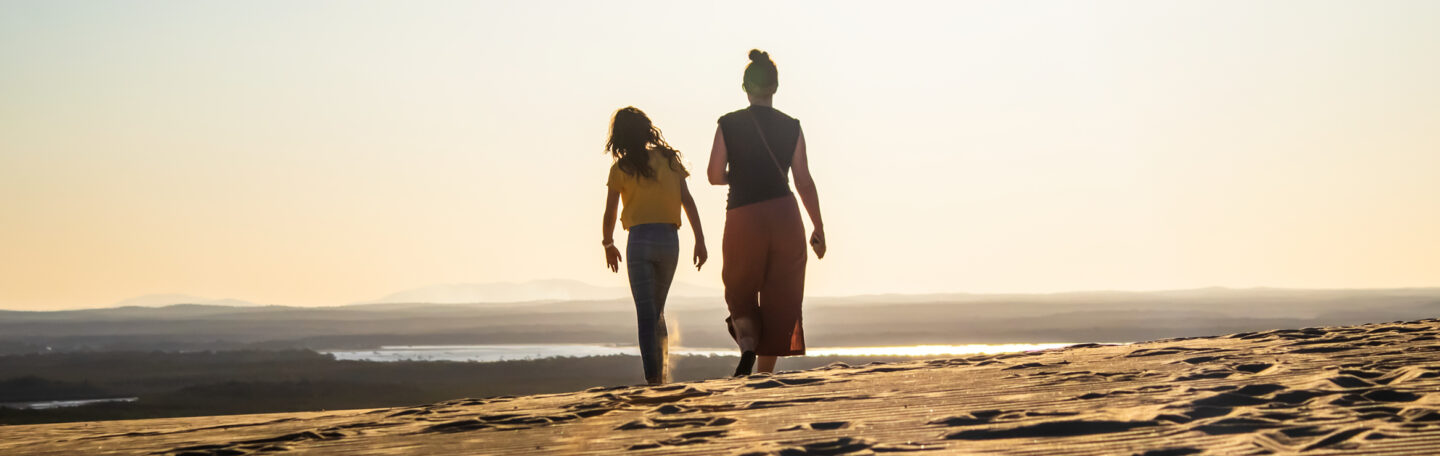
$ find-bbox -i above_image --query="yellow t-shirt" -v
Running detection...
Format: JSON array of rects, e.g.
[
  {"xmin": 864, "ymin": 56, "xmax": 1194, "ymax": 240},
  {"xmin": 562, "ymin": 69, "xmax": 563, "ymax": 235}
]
[{"xmin": 607, "ymin": 150, "xmax": 689, "ymax": 229}]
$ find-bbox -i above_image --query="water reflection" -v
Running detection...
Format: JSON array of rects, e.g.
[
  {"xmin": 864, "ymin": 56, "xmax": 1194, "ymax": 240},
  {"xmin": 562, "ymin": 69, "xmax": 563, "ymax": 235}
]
[
  {"xmin": 0, "ymin": 397, "xmax": 138, "ymax": 410},
  {"xmin": 323, "ymin": 343, "xmax": 1087, "ymax": 363}
]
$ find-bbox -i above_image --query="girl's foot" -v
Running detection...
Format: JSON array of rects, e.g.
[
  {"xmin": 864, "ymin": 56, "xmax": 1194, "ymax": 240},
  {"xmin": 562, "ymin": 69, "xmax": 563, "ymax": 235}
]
[{"xmin": 734, "ymin": 350, "xmax": 756, "ymax": 377}]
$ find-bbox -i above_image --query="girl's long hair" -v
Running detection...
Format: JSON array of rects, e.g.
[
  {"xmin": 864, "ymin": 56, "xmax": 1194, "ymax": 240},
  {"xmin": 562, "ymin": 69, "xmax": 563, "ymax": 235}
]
[{"xmin": 606, "ymin": 107, "xmax": 684, "ymax": 180}]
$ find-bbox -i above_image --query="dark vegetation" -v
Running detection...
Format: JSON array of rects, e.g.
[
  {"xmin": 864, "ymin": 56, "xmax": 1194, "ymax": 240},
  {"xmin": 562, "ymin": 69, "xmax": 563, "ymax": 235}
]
[
  {"xmin": 0, "ymin": 350, "xmax": 916, "ymax": 425},
  {"xmin": 0, "ymin": 376, "xmax": 114, "ymax": 403}
]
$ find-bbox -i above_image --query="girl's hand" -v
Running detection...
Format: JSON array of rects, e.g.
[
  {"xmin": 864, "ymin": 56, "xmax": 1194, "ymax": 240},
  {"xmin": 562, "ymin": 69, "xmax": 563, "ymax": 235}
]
[
  {"xmin": 605, "ymin": 245, "xmax": 623, "ymax": 273},
  {"xmin": 693, "ymin": 243, "xmax": 708, "ymax": 270},
  {"xmin": 810, "ymin": 229, "xmax": 826, "ymax": 259}
]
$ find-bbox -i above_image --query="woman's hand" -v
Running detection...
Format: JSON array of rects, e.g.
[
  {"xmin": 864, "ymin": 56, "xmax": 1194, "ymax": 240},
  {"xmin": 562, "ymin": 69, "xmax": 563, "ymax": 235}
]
[
  {"xmin": 810, "ymin": 229, "xmax": 826, "ymax": 259},
  {"xmin": 693, "ymin": 243, "xmax": 708, "ymax": 270},
  {"xmin": 605, "ymin": 245, "xmax": 623, "ymax": 273}
]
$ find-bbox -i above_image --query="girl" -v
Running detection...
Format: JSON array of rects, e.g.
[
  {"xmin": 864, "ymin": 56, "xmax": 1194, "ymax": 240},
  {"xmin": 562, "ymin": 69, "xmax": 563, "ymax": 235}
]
[
  {"xmin": 601, "ymin": 107, "xmax": 707, "ymax": 385},
  {"xmin": 708, "ymin": 50, "xmax": 827, "ymax": 376}
]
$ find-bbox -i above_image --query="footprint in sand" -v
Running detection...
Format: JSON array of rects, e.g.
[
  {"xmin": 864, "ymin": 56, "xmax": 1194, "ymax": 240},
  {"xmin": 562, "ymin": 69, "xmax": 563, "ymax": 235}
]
[
  {"xmin": 742, "ymin": 395, "xmax": 872, "ymax": 410},
  {"xmin": 925, "ymin": 358, "xmax": 971, "ymax": 367},
  {"xmin": 164, "ymin": 429, "xmax": 348, "ymax": 456},
  {"xmin": 648, "ymin": 404, "xmax": 700, "ymax": 415},
  {"xmin": 614, "ymin": 415, "xmax": 736, "ymax": 430},
  {"xmin": 1125, "ymin": 346, "xmax": 1220, "ymax": 358},
  {"xmin": 1290, "ymin": 345, "xmax": 1360, "ymax": 354},
  {"xmin": 738, "ymin": 436, "xmax": 943, "ymax": 455},
  {"xmin": 1001, "ymin": 361, "xmax": 1069, "ymax": 371},
  {"xmin": 1400, "ymin": 408, "xmax": 1440, "ymax": 422},
  {"xmin": 1172, "ymin": 368, "xmax": 1235, "ymax": 381},
  {"xmin": 386, "ymin": 407, "xmax": 434, "ymax": 418},
  {"xmin": 1073, "ymin": 386, "xmax": 1180, "ymax": 400},
  {"xmin": 1297, "ymin": 426, "xmax": 1369, "ymax": 451},
  {"xmin": 857, "ymin": 361, "xmax": 928, "ymax": 373},
  {"xmin": 422, "ymin": 419, "xmax": 491, "ymax": 433},
  {"xmin": 1134, "ymin": 448, "xmax": 1202, "ymax": 456},
  {"xmin": 625, "ymin": 429, "xmax": 729, "ymax": 450},
  {"xmin": 943, "ymin": 419, "xmax": 1162, "ymax": 440},
  {"xmin": 1337, "ymin": 388, "xmax": 1424, "ymax": 404},
  {"xmin": 1193, "ymin": 416, "xmax": 1287, "ymax": 435},
  {"xmin": 928, "ymin": 409, "xmax": 1080, "ymax": 427},
  {"xmin": 777, "ymin": 420, "xmax": 851, "ymax": 431},
  {"xmin": 621, "ymin": 386, "xmax": 712, "ymax": 405},
  {"xmin": 927, "ymin": 409, "xmax": 1008, "ymax": 426},
  {"xmin": 1233, "ymin": 362, "xmax": 1275, "ymax": 374},
  {"xmin": 744, "ymin": 376, "xmax": 832, "ymax": 389},
  {"xmin": 418, "ymin": 410, "xmax": 600, "ymax": 434},
  {"xmin": 1284, "ymin": 335, "xmax": 1363, "ymax": 347},
  {"xmin": 584, "ymin": 384, "xmax": 629, "ymax": 393},
  {"xmin": 1177, "ymin": 355, "xmax": 1227, "ymax": 364},
  {"xmin": 1230, "ymin": 383, "xmax": 1287, "ymax": 396},
  {"xmin": 1366, "ymin": 325, "xmax": 1428, "ymax": 334}
]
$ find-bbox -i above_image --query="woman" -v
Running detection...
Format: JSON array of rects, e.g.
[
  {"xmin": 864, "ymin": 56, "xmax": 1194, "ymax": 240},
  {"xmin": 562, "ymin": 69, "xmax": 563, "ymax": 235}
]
[
  {"xmin": 601, "ymin": 107, "xmax": 708, "ymax": 385},
  {"xmin": 707, "ymin": 50, "xmax": 826, "ymax": 376}
]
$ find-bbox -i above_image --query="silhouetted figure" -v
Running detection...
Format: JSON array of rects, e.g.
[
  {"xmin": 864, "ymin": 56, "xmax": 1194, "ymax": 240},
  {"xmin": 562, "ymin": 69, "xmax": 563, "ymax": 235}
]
[
  {"xmin": 707, "ymin": 50, "xmax": 827, "ymax": 375},
  {"xmin": 600, "ymin": 107, "xmax": 708, "ymax": 385}
]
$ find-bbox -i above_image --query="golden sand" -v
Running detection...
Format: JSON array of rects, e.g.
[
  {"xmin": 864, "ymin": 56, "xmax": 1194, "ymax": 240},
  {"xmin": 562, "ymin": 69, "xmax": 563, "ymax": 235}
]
[{"xmin": 4, "ymin": 318, "xmax": 1439, "ymax": 455}]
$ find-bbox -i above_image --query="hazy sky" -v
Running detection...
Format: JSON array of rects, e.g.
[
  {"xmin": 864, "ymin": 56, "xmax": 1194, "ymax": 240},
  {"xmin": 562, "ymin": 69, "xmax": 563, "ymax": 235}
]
[{"xmin": 2, "ymin": 1, "xmax": 1438, "ymax": 310}]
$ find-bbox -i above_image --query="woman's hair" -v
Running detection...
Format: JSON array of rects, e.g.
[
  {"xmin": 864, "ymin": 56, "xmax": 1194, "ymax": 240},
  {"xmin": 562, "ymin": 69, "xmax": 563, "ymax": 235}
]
[
  {"xmin": 743, "ymin": 49, "xmax": 778, "ymax": 94},
  {"xmin": 606, "ymin": 106, "xmax": 685, "ymax": 180}
]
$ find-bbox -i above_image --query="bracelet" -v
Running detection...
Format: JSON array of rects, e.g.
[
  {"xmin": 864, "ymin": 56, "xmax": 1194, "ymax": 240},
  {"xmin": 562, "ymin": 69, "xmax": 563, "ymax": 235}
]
[{"xmin": 602, "ymin": 240, "xmax": 614, "ymax": 248}]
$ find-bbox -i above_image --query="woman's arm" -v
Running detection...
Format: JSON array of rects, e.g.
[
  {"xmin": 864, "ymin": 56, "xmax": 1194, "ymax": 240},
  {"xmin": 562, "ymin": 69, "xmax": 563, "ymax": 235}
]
[
  {"xmin": 679, "ymin": 180, "xmax": 708, "ymax": 270},
  {"xmin": 707, "ymin": 125, "xmax": 729, "ymax": 185},
  {"xmin": 602, "ymin": 188, "xmax": 623, "ymax": 272},
  {"xmin": 791, "ymin": 128, "xmax": 826, "ymax": 259}
]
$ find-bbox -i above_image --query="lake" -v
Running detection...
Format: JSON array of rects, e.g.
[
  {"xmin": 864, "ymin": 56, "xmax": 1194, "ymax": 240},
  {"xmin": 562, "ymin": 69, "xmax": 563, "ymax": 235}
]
[
  {"xmin": 322, "ymin": 343, "xmax": 1082, "ymax": 363},
  {"xmin": 0, "ymin": 397, "xmax": 138, "ymax": 410}
]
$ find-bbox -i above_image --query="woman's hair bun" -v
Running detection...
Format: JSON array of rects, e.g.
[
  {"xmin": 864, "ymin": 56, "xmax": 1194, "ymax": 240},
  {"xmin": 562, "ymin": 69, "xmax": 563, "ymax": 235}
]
[{"xmin": 748, "ymin": 49, "xmax": 772, "ymax": 64}]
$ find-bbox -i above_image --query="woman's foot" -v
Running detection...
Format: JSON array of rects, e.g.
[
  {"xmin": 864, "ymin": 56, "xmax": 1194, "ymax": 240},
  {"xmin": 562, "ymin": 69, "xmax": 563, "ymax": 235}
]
[{"xmin": 734, "ymin": 350, "xmax": 757, "ymax": 377}]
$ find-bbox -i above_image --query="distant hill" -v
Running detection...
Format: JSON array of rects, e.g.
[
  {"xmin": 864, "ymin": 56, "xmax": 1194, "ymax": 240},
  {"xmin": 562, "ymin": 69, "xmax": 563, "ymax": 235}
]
[
  {"xmin": 357, "ymin": 279, "xmax": 720, "ymax": 305},
  {"xmin": 111, "ymin": 294, "xmax": 261, "ymax": 308}
]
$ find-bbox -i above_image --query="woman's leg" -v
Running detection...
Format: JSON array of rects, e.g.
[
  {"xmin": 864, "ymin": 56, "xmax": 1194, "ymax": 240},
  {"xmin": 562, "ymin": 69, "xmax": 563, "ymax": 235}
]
[
  {"xmin": 626, "ymin": 232, "xmax": 664, "ymax": 384},
  {"xmin": 729, "ymin": 317, "xmax": 760, "ymax": 351},
  {"xmin": 650, "ymin": 230, "xmax": 680, "ymax": 383},
  {"xmin": 756, "ymin": 196, "xmax": 808, "ymax": 359},
  {"xmin": 756, "ymin": 355, "xmax": 778, "ymax": 373},
  {"xmin": 722, "ymin": 207, "xmax": 766, "ymax": 353}
]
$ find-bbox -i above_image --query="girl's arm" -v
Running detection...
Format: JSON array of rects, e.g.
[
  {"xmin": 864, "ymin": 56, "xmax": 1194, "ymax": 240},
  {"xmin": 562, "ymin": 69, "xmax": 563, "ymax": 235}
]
[
  {"xmin": 707, "ymin": 126, "xmax": 729, "ymax": 185},
  {"xmin": 602, "ymin": 188, "xmax": 622, "ymax": 272},
  {"xmin": 791, "ymin": 127, "xmax": 826, "ymax": 259},
  {"xmin": 680, "ymin": 180, "xmax": 707, "ymax": 270}
]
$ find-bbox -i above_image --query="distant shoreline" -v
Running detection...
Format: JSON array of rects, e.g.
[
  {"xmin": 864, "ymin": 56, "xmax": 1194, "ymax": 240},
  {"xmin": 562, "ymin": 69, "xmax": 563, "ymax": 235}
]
[{"xmin": 320, "ymin": 343, "xmax": 1089, "ymax": 363}]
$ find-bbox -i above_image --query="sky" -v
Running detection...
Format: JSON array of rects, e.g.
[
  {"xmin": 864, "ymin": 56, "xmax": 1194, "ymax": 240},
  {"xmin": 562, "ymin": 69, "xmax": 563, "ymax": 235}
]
[{"xmin": 2, "ymin": 1, "xmax": 1438, "ymax": 310}]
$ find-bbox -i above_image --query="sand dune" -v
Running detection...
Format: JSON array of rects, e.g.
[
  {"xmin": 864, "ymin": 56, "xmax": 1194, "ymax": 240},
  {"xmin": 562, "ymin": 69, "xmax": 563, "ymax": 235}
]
[{"xmin": 3, "ymin": 318, "xmax": 1439, "ymax": 455}]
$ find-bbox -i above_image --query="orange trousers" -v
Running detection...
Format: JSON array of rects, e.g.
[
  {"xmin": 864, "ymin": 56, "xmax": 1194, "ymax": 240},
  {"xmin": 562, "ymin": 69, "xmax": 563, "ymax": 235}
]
[{"xmin": 722, "ymin": 194, "xmax": 807, "ymax": 356}]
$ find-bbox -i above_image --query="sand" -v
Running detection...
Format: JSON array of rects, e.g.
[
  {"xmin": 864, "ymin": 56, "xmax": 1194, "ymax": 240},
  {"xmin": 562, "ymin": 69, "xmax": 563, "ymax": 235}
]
[{"xmin": 3, "ymin": 318, "xmax": 1439, "ymax": 455}]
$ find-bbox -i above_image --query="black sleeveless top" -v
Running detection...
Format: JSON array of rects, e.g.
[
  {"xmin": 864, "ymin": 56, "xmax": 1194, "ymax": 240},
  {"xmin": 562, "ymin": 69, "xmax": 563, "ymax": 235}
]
[{"xmin": 718, "ymin": 105, "xmax": 801, "ymax": 209}]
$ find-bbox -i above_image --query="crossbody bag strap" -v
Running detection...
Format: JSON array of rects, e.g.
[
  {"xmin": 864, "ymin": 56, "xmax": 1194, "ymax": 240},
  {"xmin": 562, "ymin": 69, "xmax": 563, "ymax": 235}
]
[{"xmin": 748, "ymin": 108, "xmax": 789, "ymax": 184}]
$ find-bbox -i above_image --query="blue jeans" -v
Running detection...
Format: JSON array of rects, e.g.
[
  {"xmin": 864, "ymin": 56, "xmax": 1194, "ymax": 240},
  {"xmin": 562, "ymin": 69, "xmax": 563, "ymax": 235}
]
[{"xmin": 626, "ymin": 223, "xmax": 679, "ymax": 383}]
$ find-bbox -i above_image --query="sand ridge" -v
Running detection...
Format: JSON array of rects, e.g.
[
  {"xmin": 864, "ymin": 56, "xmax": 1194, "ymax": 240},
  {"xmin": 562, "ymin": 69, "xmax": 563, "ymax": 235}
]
[{"xmin": 2, "ymin": 318, "xmax": 1439, "ymax": 455}]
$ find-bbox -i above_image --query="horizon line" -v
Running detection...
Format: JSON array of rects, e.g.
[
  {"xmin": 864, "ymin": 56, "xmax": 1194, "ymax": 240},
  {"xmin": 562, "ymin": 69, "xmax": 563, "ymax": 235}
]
[{"xmin": 4, "ymin": 284, "xmax": 1439, "ymax": 313}]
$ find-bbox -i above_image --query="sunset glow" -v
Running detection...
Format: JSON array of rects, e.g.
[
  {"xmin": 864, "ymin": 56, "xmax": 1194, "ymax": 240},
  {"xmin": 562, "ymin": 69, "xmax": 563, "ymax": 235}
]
[{"xmin": 3, "ymin": 1, "xmax": 1438, "ymax": 309}]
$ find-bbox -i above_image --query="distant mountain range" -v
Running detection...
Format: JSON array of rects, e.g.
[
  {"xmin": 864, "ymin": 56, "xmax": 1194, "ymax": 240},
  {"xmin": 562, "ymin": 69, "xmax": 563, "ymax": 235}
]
[
  {"xmin": 359, "ymin": 279, "xmax": 721, "ymax": 305},
  {"xmin": 84, "ymin": 284, "xmax": 1440, "ymax": 312},
  {"xmin": 111, "ymin": 294, "xmax": 263, "ymax": 308},
  {"xmin": 6, "ymin": 287, "xmax": 1436, "ymax": 354},
  {"xmin": 103, "ymin": 280, "xmax": 722, "ymax": 310}
]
